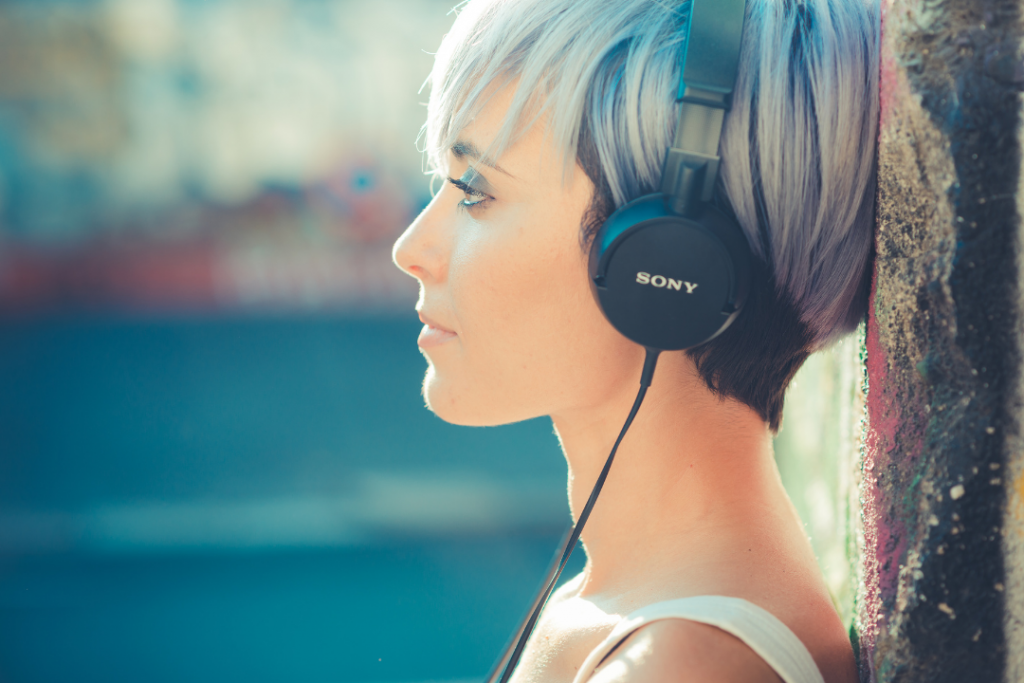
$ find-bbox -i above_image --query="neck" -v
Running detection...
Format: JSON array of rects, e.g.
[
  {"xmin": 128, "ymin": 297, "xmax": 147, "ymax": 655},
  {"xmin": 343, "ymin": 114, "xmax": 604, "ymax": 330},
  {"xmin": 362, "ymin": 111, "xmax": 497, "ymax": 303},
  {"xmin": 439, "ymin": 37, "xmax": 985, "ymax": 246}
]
[{"xmin": 550, "ymin": 349, "xmax": 784, "ymax": 598}]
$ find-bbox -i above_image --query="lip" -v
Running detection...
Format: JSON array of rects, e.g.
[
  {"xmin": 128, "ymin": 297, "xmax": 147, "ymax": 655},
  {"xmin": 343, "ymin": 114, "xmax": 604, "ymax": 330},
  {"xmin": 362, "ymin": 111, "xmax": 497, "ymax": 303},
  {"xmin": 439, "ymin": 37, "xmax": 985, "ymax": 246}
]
[{"xmin": 417, "ymin": 311, "xmax": 457, "ymax": 348}]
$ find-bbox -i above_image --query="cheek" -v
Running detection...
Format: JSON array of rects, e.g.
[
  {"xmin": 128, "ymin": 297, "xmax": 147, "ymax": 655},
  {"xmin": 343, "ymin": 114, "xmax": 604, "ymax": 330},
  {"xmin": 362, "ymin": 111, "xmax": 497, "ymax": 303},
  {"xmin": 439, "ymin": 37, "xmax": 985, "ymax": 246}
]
[
  {"xmin": 444, "ymin": 204, "xmax": 634, "ymax": 415},
  {"xmin": 452, "ymin": 205, "xmax": 584, "ymax": 346}
]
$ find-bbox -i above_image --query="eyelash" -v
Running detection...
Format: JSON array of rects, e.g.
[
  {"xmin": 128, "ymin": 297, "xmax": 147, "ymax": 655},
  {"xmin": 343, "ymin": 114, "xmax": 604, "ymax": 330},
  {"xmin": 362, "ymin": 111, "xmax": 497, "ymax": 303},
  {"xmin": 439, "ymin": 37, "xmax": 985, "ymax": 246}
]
[{"xmin": 447, "ymin": 177, "xmax": 491, "ymax": 211}]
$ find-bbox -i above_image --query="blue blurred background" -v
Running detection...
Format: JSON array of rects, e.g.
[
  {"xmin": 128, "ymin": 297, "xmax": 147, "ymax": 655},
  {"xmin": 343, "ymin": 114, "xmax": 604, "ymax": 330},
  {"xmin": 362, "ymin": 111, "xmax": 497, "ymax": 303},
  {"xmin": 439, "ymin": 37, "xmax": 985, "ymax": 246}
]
[{"xmin": 0, "ymin": 2, "xmax": 580, "ymax": 681}]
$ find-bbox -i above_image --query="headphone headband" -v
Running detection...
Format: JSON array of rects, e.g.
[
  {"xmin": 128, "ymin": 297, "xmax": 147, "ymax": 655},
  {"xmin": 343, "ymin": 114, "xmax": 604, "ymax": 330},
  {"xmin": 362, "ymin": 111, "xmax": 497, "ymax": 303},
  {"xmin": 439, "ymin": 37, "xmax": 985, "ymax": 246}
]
[{"xmin": 663, "ymin": 0, "xmax": 748, "ymax": 216}]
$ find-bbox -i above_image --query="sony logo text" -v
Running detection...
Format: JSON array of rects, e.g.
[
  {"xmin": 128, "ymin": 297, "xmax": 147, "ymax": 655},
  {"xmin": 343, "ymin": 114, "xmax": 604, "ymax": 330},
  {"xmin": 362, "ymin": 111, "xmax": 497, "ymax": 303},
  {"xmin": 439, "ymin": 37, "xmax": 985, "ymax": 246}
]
[{"xmin": 635, "ymin": 272, "xmax": 698, "ymax": 293}]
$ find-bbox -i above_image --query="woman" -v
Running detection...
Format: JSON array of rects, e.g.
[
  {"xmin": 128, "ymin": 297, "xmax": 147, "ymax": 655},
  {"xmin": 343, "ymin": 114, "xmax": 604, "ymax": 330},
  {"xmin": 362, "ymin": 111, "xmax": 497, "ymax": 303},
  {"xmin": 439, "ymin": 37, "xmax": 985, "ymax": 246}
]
[{"xmin": 393, "ymin": 0, "xmax": 877, "ymax": 681}]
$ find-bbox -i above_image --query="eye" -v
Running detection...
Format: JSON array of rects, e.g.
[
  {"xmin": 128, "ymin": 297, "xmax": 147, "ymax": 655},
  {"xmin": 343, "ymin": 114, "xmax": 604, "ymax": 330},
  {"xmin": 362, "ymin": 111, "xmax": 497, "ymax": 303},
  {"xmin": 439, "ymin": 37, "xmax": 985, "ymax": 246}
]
[{"xmin": 447, "ymin": 177, "xmax": 491, "ymax": 211}]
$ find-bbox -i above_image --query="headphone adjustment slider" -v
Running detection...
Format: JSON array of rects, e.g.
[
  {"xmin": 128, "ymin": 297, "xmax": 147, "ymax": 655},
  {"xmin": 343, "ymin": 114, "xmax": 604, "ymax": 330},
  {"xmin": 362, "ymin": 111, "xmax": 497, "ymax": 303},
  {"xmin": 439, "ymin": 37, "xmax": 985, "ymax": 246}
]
[{"xmin": 661, "ymin": 148, "xmax": 721, "ymax": 217}]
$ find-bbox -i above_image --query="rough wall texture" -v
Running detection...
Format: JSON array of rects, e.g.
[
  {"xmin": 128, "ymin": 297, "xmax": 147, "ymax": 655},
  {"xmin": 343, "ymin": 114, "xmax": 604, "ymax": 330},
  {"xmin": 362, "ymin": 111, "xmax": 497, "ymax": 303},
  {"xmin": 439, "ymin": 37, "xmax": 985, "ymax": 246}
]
[{"xmin": 862, "ymin": 0, "xmax": 1024, "ymax": 681}]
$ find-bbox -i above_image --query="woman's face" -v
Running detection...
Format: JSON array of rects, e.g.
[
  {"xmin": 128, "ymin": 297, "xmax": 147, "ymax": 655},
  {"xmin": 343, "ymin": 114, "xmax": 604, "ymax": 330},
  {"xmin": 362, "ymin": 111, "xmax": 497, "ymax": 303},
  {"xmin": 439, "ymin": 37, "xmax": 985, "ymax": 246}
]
[{"xmin": 392, "ymin": 86, "xmax": 643, "ymax": 426}]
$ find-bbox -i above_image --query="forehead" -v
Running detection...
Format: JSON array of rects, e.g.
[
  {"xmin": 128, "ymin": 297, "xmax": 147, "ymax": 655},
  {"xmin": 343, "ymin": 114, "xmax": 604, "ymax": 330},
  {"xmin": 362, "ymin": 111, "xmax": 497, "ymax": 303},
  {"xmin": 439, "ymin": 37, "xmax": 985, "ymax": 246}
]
[{"xmin": 446, "ymin": 81, "xmax": 570, "ymax": 178}]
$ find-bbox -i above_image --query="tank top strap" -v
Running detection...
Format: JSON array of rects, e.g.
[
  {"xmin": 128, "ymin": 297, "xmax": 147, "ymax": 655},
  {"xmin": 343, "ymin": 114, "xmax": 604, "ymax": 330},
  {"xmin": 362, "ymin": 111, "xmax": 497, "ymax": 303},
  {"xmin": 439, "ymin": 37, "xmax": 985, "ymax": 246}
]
[{"xmin": 569, "ymin": 595, "xmax": 825, "ymax": 683}]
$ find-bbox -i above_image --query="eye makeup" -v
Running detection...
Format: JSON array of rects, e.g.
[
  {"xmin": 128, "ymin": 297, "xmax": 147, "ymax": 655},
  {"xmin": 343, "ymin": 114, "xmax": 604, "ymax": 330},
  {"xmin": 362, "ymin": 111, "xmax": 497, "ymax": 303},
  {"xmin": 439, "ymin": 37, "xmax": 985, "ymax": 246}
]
[
  {"xmin": 457, "ymin": 167, "xmax": 493, "ymax": 195},
  {"xmin": 447, "ymin": 177, "xmax": 489, "ymax": 208},
  {"xmin": 446, "ymin": 166, "xmax": 494, "ymax": 209}
]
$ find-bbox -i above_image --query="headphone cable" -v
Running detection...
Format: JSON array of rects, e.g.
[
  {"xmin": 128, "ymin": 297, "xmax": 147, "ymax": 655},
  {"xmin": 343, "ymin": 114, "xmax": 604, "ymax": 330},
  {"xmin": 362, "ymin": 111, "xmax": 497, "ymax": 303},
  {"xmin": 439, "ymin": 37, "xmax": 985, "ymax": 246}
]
[{"xmin": 486, "ymin": 347, "xmax": 661, "ymax": 683}]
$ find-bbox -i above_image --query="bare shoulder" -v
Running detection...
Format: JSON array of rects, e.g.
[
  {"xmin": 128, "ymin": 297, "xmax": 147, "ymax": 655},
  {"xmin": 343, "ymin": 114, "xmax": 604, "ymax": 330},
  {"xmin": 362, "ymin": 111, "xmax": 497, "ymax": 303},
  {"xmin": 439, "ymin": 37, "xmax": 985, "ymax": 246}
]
[
  {"xmin": 584, "ymin": 602, "xmax": 858, "ymax": 683},
  {"xmin": 587, "ymin": 619, "xmax": 783, "ymax": 683}
]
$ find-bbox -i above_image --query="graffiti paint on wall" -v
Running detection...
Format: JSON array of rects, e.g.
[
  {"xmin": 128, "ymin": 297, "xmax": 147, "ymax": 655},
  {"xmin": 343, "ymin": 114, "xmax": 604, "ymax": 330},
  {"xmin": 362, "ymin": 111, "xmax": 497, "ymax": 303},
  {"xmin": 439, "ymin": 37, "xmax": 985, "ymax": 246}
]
[{"xmin": 861, "ymin": 0, "xmax": 1023, "ymax": 680}]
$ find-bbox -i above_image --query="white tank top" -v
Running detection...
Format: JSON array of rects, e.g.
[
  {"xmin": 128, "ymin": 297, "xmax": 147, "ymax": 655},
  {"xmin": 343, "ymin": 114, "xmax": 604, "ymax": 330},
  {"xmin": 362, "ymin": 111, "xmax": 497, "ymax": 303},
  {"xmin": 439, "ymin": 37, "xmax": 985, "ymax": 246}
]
[{"xmin": 570, "ymin": 595, "xmax": 826, "ymax": 683}]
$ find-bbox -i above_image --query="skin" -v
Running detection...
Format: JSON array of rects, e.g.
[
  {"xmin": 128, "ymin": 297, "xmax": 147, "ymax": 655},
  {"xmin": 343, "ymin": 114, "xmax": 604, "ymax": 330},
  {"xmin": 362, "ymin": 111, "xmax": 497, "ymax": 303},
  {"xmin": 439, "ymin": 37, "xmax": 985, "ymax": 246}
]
[{"xmin": 392, "ymin": 84, "xmax": 858, "ymax": 683}]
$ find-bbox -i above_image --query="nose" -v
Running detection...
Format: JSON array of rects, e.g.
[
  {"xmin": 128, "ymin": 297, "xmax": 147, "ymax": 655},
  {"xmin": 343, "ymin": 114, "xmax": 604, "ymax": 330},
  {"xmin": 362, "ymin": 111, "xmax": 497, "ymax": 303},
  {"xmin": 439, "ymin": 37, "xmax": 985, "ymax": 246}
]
[{"xmin": 393, "ymin": 190, "xmax": 449, "ymax": 284}]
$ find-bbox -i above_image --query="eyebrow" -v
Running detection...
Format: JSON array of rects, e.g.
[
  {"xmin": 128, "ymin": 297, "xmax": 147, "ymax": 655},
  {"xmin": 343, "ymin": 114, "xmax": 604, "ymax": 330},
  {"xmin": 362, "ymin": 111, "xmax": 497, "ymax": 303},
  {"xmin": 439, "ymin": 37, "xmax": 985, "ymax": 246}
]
[{"xmin": 450, "ymin": 140, "xmax": 513, "ymax": 177}]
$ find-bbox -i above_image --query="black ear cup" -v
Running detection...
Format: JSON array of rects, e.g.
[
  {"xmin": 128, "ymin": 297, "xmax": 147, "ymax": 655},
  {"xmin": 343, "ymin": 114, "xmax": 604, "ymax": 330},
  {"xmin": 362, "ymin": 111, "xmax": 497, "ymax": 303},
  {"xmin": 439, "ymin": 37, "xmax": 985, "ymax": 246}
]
[{"xmin": 589, "ymin": 193, "xmax": 751, "ymax": 351}]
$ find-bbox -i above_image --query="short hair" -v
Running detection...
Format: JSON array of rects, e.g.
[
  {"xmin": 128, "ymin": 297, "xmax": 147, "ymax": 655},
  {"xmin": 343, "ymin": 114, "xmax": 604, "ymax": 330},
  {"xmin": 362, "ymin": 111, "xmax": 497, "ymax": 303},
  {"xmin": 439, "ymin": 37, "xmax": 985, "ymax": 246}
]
[{"xmin": 424, "ymin": 0, "xmax": 879, "ymax": 430}]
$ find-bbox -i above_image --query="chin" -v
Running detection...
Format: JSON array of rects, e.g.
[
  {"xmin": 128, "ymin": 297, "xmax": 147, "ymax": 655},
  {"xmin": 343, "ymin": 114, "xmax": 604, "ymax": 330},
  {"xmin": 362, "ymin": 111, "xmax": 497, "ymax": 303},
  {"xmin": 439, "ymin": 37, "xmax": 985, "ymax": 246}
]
[{"xmin": 421, "ymin": 366, "xmax": 534, "ymax": 427}]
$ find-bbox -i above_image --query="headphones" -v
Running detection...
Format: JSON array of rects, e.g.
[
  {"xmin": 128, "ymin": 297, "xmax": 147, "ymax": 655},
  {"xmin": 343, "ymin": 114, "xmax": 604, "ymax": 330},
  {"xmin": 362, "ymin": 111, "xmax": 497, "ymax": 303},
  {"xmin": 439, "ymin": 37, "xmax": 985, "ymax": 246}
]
[{"xmin": 589, "ymin": 0, "xmax": 752, "ymax": 351}]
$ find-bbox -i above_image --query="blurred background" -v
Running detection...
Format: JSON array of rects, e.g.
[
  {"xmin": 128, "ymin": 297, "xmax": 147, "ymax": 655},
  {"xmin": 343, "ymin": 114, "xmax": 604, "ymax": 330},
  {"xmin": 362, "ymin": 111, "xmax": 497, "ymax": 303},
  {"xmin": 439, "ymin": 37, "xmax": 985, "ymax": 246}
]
[{"xmin": 0, "ymin": 1, "xmax": 860, "ymax": 681}]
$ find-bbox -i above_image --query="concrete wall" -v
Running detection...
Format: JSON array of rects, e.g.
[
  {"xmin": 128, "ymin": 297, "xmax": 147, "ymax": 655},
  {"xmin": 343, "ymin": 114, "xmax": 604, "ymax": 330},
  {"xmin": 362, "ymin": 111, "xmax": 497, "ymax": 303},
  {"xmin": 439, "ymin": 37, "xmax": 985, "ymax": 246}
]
[{"xmin": 860, "ymin": 0, "xmax": 1024, "ymax": 680}]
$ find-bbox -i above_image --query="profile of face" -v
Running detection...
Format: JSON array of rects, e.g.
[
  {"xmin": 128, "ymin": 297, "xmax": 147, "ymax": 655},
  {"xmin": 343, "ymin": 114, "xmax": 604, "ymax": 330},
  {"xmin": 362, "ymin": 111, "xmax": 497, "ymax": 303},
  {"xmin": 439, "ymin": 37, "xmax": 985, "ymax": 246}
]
[{"xmin": 392, "ymin": 86, "xmax": 645, "ymax": 427}]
